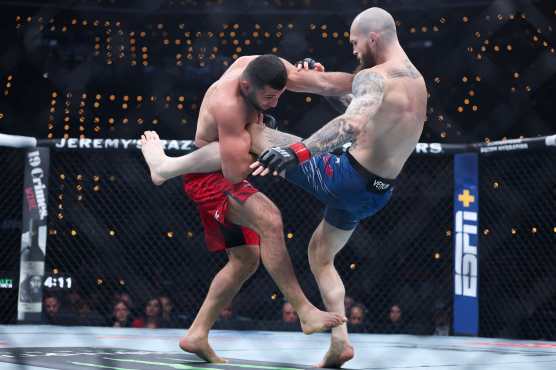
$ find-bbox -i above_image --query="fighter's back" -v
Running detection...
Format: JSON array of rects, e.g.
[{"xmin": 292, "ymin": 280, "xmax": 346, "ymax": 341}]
[{"xmin": 349, "ymin": 58, "xmax": 427, "ymax": 180}]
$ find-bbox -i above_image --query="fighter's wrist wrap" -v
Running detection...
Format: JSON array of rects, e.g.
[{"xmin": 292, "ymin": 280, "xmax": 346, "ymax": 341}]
[{"xmin": 289, "ymin": 143, "xmax": 311, "ymax": 163}]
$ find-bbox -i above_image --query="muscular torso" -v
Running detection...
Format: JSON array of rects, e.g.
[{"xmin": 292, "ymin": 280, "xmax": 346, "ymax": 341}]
[
  {"xmin": 194, "ymin": 57, "xmax": 261, "ymax": 148},
  {"xmin": 349, "ymin": 59, "xmax": 427, "ymax": 179}
]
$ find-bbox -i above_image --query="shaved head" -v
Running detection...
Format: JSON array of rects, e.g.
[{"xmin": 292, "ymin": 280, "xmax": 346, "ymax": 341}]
[
  {"xmin": 351, "ymin": 7, "xmax": 397, "ymax": 43},
  {"xmin": 349, "ymin": 7, "xmax": 399, "ymax": 71}
]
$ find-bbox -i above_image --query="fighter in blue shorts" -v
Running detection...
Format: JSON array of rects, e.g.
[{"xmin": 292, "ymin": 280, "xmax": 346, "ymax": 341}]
[
  {"xmin": 283, "ymin": 149, "xmax": 393, "ymax": 231},
  {"xmin": 249, "ymin": 8, "xmax": 427, "ymax": 367},
  {"xmin": 141, "ymin": 8, "xmax": 427, "ymax": 368}
]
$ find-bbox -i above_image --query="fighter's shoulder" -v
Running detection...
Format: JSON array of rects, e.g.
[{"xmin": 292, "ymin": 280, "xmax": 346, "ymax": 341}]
[
  {"xmin": 210, "ymin": 94, "xmax": 246, "ymax": 126},
  {"xmin": 352, "ymin": 68, "xmax": 386, "ymax": 96},
  {"xmin": 384, "ymin": 59, "xmax": 422, "ymax": 80}
]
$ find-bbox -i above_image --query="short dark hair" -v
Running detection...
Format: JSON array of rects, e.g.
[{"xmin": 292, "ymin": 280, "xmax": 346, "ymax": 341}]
[{"xmin": 243, "ymin": 54, "xmax": 287, "ymax": 90}]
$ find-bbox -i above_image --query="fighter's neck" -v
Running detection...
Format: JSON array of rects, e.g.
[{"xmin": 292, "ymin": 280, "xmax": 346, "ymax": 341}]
[
  {"xmin": 375, "ymin": 43, "xmax": 406, "ymax": 64},
  {"xmin": 237, "ymin": 83, "xmax": 262, "ymax": 114}
]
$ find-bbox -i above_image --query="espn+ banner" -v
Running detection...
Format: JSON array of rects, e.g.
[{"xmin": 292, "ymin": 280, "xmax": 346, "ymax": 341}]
[
  {"xmin": 17, "ymin": 147, "xmax": 50, "ymax": 322},
  {"xmin": 453, "ymin": 153, "xmax": 479, "ymax": 335}
]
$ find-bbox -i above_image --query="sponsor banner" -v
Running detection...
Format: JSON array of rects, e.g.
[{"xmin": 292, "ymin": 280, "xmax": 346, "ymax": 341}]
[
  {"xmin": 479, "ymin": 138, "xmax": 529, "ymax": 154},
  {"xmin": 53, "ymin": 138, "xmax": 196, "ymax": 152},
  {"xmin": 453, "ymin": 153, "xmax": 479, "ymax": 336},
  {"xmin": 17, "ymin": 147, "xmax": 50, "ymax": 322},
  {"xmin": 0, "ymin": 278, "xmax": 13, "ymax": 289}
]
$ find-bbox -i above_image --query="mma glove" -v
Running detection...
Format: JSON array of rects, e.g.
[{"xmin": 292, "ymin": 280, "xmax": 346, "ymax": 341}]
[
  {"xmin": 295, "ymin": 57, "xmax": 317, "ymax": 70},
  {"xmin": 262, "ymin": 114, "xmax": 278, "ymax": 129},
  {"xmin": 257, "ymin": 143, "xmax": 311, "ymax": 174}
]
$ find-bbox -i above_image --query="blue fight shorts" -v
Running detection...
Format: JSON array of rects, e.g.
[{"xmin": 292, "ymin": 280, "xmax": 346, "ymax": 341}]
[{"xmin": 285, "ymin": 150, "xmax": 394, "ymax": 230}]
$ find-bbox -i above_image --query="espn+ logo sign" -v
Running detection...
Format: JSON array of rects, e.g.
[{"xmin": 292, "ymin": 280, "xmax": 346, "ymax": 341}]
[{"xmin": 454, "ymin": 189, "xmax": 478, "ymax": 298}]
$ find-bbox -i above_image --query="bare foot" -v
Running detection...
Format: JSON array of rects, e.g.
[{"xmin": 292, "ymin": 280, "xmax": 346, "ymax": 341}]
[
  {"xmin": 314, "ymin": 340, "xmax": 354, "ymax": 368},
  {"xmin": 179, "ymin": 335, "xmax": 227, "ymax": 363},
  {"xmin": 140, "ymin": 131, "xmax": 168, "ymax": 186},
  {"xmin": 299, "ymin": 309, "xmax": 347, "ymax": 335}
]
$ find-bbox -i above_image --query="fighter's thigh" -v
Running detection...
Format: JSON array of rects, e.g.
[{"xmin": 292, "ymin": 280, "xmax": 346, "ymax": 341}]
[{"xmin": 225, "ymin": 192, "xmax": 283, "ymax": 233}]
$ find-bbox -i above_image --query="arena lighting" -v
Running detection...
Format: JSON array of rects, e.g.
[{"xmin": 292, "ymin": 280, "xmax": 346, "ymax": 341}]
[
  {"xmin": 286, "ymin": 232, "xmax": 293, "ymax": 239},
  {"xmin": 109, "ymin": 229, "xmax": 116, "ymax": 236},
  {"xmin": 70, "ymin": 229, "xmax": 77, "ymax": 236}
]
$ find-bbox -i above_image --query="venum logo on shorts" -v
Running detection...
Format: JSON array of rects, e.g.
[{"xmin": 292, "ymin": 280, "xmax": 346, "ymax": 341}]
[
  {"xmin": 455, "ymin": 190, "xmax": 478, "ymax": 298},
  {"xmin": 372, "ymin": 179, "xmax": 390, "ymax": 191}
]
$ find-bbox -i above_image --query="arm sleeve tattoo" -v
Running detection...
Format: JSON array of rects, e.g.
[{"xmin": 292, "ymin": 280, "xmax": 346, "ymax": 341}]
[
  {"xmin": 324, "ymin": 93, "xmax": 354, "ymax": 113},
  {"xmin": 302, "ymin": 70, "xmax": 385, "ymax": 155}
]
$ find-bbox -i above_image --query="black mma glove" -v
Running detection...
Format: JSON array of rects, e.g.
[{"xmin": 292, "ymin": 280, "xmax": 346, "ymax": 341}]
[
  {"xmin": 262, "ymin": 114, "xmax": 278, "ymax": 129},
  {"xmin": 295, "ymin": 57, "xmax": 317, "ymax": 70},
  {"xmin": 257, "ymin": 143, "xmax": 311, "ymax": 174}
]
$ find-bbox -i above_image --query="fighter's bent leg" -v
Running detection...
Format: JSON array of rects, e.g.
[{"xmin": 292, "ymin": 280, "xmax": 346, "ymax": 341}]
[
  {"xmin": 140, "ymin": 131, "xmax": 221, "ymax": 185},
  {"xmin": 247, "ymin": 123, "xmax": 301, "ymax": 156},
  {"xmin": 308, "ymin": 220, "xmax": 356, "ymax": 368},
  {"xmin": 224, "ymin": 192, "xmax": 346, "ymax": 334},
  {"xmin": 180, "ymin": 244, "xmax": 260, "ymax": 362},
  {"xmin": 140, "ymin": 125, "xmax": 300, "ymax": 185}
]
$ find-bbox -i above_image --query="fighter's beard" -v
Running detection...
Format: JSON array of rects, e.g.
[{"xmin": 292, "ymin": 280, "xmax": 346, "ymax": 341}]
[
  {"xmin": 353, "ymin": 53, "xmax": 375, "ymax": 74},
  {"xmin": 239, "ymin": 87, "xmax": 263, "ymax": 112}
]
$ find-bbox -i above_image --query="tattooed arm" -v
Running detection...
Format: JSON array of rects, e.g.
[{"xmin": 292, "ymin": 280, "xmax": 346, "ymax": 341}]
[
  {"xmin": 302, "ymin": 69, "xmax": 385, "ymax": 156},
  {"xmin": 252, "ymin": 69, "xmax": 385, "ymax": 176},
  {"xmin": 324, "ymin": 93, "xmax": 354, "ymax": 114}
]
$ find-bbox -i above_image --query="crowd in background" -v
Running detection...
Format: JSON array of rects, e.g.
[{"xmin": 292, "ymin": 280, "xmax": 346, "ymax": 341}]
[{"xmin": 41, "ymin": 289, "xmax": 452, "ymax": 336}]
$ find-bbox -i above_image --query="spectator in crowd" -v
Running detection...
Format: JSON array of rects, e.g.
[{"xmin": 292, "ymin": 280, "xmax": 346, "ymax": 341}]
[
  {"xmin": 42, "ymin": 294, "xmax": 75, "ymax": 325},
  {"xmin": 132, "ymin": 297, "xmax": 164, "ymax": 329},
  {"xmin": 114, "ymin": 291, "xmax": 136, "ymax": 316},
  {"xmin": 66, "ymin": 290, "xmax": 82, "ymax": 310},
  {"xmin": 381, "ymin": 303, "xmax": 406, "ymax": 334},
  {"xmin": 281, "ymin": 302, "xmax": 298, "ymax": 323},
  {"xmin": 74, "ymin": 298, "xmax": 104, "ymax": 326},
  {"xmin": 348, "ymin": 303, "xmax": 368, "ymax": 333},
  {"xmin": 431, "ymin": 302, "xmax": 450, "ymax": 336},
  {"xmin": 159, "ymin": 294, "xmax": 181, "ymax": 327},
  {"xmin": 349, "ymin": 303, "xmax": 366, "ymax": 325},
  {"xmin": 110, "ymin": 300, "xmax": 133, "ymax": 327},
  {"xmin": 432, "ymin": 309, "xmax": 450, "ymax": 336}
]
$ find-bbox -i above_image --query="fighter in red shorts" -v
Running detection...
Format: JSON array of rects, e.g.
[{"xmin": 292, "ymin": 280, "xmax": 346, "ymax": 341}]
[{"xmin": 141, "ymin": 54, "xmax": 352, "ymax": 363}]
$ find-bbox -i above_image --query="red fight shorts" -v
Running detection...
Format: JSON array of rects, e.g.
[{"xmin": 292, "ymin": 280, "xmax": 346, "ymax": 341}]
[{"xmin": 183, "ymin": 172, "xmax": 260, "ymax": 253}]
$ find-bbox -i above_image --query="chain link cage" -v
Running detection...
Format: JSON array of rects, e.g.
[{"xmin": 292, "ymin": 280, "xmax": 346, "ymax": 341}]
[
  {"xmin": 479, "ymin": 151, "xmax": 556, "ymax": 340},
  {"xmin": 1, "ymin": 140, "xmax": 556, "ymax": 340},
  {"xmin": 0, "ymin": 149, "xmax": 24, "ymax": 325},
  {"xmin": 0, "ymin": 0, "xmax": 555, "ymax": 341}
]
